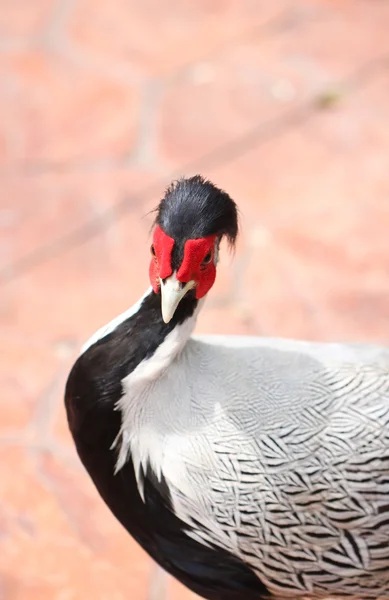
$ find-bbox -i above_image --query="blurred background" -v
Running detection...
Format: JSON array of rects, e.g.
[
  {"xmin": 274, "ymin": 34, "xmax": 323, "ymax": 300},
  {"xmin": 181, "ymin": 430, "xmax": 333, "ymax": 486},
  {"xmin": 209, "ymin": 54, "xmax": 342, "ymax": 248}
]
[{"xmin": 0, "ymin": 0, "xmax": 388, "ymax": 599}]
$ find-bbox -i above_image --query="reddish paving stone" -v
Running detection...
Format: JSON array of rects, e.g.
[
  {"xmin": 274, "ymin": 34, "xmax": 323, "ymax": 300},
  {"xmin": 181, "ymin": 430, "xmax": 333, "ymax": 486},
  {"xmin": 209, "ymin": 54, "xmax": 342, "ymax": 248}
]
[
  {"xmin": 0, "ymin": 446, "xmax": 151, "ymax": 600},
  {"xmin": 0, "ymin": 0, "xmax": 54, "ymax": 40},
  {"xmin": 38, "ymin": 452, "xmax": 149, "ymax": 567},
  {"xmin": 0, "ymin": 50, "xmax": 139, "ymax": 165},
  {"xmin": 208, "ymin": 70, "xmax": 389, "ymax": 342},
  {"xmin": 66, "ymin": 0, "xmax": 287, "ymax": 77},
  {"xmin": 157, "ymin": 0, "xmax": 389, "ymax": 167},
  {"xmin": 309, "ymin": 68, "xmax": 389, "ymax": 166},
  {"xmin": 0, "ymin": 91, "xmax": 19, "ymax": 171},
  {"xmin": 0, "ymin": 336, "xmax": 62, "ymax": 435},
  {"xmin": 0, "ymin": 168, "xmax": 159, "ymax": 272},
  {"xmin": 2, "ymin": 217, "xmax": 149, "ymax": 345},
  {"xmin": 50, "ymin": 380, "xmax": 76, "ymax": 450}
]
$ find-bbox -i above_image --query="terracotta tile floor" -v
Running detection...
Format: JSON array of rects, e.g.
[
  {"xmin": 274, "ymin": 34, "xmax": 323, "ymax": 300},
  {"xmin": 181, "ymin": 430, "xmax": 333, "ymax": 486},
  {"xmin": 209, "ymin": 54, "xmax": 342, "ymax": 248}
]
[{"xmin": 1, "ymin": 1, "xmax": 389, "ymax": 598}]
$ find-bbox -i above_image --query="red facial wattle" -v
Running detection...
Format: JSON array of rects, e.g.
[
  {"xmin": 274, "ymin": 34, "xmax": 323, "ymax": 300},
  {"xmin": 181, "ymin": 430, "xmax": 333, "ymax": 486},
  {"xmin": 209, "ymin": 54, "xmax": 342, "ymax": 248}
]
[
  {"xmin": 149, "ymin": 226, "xmax": 174, "ymax": 293},
  {"xmin": 149, "ymin": 226, "xmax": 217, "ymax": 299},
  {"xmin": 177, "ymin": 236, "xmax": 217, "ymax": 298}
]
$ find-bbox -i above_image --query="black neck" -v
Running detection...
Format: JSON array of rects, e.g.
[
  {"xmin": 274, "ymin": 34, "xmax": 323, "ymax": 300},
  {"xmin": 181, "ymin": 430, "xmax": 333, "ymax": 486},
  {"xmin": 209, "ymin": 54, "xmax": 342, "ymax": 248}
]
[
  {"xmin": 66, "ymin": 289, "xmax": 198, "ymax": 437},
  {"xmin": 95, "ymin": 288, "xmax": 198, "ymax": 365}
]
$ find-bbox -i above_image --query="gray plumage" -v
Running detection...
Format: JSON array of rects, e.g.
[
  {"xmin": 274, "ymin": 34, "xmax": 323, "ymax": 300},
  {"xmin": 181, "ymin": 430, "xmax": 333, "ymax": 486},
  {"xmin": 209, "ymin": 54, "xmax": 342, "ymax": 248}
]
[{"xmin": 107, "ymin": 303, "xmax": 389, "ymax": 599}]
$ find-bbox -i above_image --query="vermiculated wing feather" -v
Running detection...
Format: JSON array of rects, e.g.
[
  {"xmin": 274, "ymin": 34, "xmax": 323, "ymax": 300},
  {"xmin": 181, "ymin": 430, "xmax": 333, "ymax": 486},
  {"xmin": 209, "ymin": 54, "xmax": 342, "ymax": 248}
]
[{"xmin": 117, "ymin": 338, "xmax": 389, "ymax": 597}]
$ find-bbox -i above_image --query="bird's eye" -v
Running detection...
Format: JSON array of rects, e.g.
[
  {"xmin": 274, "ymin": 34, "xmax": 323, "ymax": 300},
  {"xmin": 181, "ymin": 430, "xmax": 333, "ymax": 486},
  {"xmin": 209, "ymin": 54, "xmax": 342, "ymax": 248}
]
[
  {"xmin": 202, "ymin": 251, "xmax": 212, "ymax": 265},
  {"xmin": 150, "ymin": 245, "xmax": 156, "ymax": 257}
]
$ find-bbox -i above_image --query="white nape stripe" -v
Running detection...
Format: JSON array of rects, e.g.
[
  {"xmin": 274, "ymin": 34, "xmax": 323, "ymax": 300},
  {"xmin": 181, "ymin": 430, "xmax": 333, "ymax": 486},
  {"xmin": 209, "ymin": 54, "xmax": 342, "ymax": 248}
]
[
  {"xmin": 80, "ymin": 287, "xmax": 153, "ymax": 355},
  {"xmin": 121, "ymin": 307, "xmax": 198, "ymax": 387},
  {"xmin": 114, "ymin": 299, "xmax": 204, "ymax": 476}
]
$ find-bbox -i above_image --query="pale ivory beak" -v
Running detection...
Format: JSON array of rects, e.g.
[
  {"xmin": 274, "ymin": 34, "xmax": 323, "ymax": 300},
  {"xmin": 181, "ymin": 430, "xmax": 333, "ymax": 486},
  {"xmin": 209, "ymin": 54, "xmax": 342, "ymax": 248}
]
[{"xmin": 160, "ymin": 273, "xmax": 195, "ymax": 324}]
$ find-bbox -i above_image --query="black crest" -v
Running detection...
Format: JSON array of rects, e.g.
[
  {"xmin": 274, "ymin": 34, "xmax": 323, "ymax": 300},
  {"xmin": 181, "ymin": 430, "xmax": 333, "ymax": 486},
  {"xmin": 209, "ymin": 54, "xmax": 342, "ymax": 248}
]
[{"xmin": 155, "ymin": 175, "xmax": 239, "ymax": 247}]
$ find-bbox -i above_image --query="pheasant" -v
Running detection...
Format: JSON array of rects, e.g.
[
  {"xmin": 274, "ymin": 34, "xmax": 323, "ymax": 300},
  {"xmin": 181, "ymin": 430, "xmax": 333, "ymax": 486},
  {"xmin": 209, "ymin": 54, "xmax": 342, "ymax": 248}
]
[{"xmin": 65, "ymin": 175, "xmax": 389, "ymax": 600}]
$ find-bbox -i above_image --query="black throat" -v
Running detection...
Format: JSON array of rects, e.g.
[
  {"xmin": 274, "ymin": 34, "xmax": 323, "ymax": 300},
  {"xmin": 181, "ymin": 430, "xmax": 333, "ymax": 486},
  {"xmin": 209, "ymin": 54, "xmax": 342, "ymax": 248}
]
[{"xmin": 65, "ymin": 287, "xmax": 198, "ymax": 439}]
